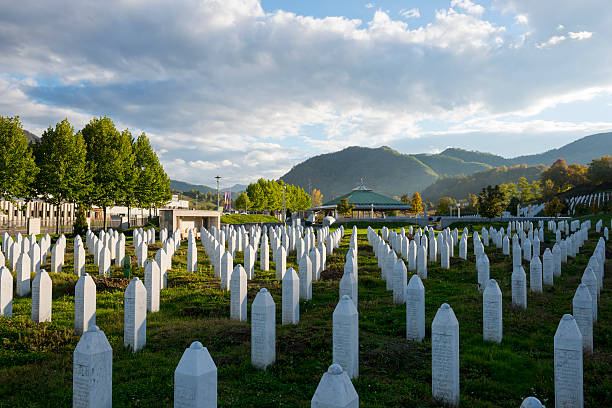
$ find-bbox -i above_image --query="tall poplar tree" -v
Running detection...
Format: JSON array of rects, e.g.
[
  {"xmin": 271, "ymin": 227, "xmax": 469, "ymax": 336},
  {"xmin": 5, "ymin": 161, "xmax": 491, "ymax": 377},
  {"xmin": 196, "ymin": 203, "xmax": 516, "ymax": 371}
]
[
  {"xmin": 81, "ymin": 116, "xmax": 134, "ymax": 229},
  {"xmin": 32, "ymin": 118, "xmax": 90, "ymax": 233},
  {"xmin": 0, "ymin": 116, "xmax": 38, "ymax": 202}
]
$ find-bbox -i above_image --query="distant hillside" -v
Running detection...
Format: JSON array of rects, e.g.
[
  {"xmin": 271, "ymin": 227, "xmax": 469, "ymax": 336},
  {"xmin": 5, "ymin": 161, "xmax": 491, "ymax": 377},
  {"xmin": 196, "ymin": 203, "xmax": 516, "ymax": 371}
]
[
  {"xmin": 442, "ymin": 132, "xmax": 612, "ymax": 167},
  {"xmin": 280, "ymin": 146, "xmax": 491, "ymax": 200},
  {"xmin": 170, "ymin": 180, "xmax": 216, "ymax": 194},
  {"xmin": 24, "ymin": 130, "xmax": 39, "ymax": 143},
  {"xmin": 440, "ymin": 148, "xmax": 509, "ymax": 167},
  {"xmin": 280, "ymin": 132, "xmax": 611, "ymax": 200},
  {"xmin": 510, "ymin": 132, "xmax": 612, "ymax": 166},
  {"xmin": 420, "ymin": 164, "xmax": 547, "ymax": 203}
]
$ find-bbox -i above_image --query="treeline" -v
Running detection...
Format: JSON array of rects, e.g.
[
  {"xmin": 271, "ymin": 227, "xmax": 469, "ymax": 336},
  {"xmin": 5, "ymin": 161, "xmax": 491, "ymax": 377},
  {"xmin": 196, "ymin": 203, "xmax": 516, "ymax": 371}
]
[
  {"xmin": 420, "ymin": 164, "xmax": 546, "ymax": 203},
  {"xmin": 244, "ymin": 179, "xmax": 311, "ymax": 214},
  {"xmin": 0, "ymin": 115, "xmax": 171, "ymax": 232}
]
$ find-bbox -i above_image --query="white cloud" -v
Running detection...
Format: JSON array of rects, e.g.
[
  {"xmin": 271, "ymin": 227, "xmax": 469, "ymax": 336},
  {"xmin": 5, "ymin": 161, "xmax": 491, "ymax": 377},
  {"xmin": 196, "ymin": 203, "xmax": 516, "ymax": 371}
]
[
  {"xmin": 568, "ymin": 31, "xmax": 593, "ymax": 40},
  {"xmin": 451, "ymin": 0, "xmax": 485, "ymax": 16},
  {"xmin": 365, "ymin": 3, "xmax": 374, "ymax": 9},
  {"xmin": 536, "ymin": 35, "xmax": 566, "ymax": 49},
  {"xmin": 399, "ymin": 8, "xmax": 420, "ymax": 19},
  {"xmin": 557, "ymin": 24, "xmax": 565, "ymax": 30},
  {"xmin": 0, "ymin": 0, "xmax": 610, "ymax": 184},
  {"xmin": 514, "ymin": 14, "xmax": 528, "ymax": 25}
]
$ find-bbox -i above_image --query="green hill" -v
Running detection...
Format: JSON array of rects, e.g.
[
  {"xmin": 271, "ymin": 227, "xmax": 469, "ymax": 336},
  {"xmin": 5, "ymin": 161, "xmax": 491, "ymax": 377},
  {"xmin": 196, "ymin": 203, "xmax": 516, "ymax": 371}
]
[
  {"xmin": 170, "ymin": 180, "xmax": 216, "ymax": 194},
  {"xmin": 279, "ymin": 146, "xmax": 490, "ymax": 200},
  {"xmin": 420, "ymin": 164, "xmax": 547, "ymax": 202},
  {"xmin": 280, "ymin": 132, "xmax": 611, "ymax": 200}
]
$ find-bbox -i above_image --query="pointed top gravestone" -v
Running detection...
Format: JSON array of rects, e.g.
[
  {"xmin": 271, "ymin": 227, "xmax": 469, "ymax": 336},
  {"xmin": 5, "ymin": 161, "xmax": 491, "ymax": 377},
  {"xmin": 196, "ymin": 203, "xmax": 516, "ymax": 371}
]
[
  {"xmin": 554, "ymin": 314, "xmax": 583, "ymax": 408},
  {"xmin": 251, "ymin": 288, "xmax": 276, "ymax": 370},
  {"xmin": 311, "ymin": 364, "xmax": 359, "ymax": 408},
  {"xmin": 432, "ymin": 303, "xmax": 459, "ymax": 406},
  {"xmin": 333, "ymin": 295, "xmax": 359, "ymax": 379},
  {"xmin": 73, "ymin": 326, "xmax": 113, "ymax": 408},
  {"xmin": 174, "ymin": 341, "xmax": 217, "ymax": 408}
]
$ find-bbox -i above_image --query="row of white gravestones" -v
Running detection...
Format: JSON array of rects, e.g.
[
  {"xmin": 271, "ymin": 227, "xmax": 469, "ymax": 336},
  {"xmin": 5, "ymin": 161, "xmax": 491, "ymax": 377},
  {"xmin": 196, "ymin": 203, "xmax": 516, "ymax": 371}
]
[{"xmin": 74, "ymin": 324, "xmax": 359, "ymax": 408}]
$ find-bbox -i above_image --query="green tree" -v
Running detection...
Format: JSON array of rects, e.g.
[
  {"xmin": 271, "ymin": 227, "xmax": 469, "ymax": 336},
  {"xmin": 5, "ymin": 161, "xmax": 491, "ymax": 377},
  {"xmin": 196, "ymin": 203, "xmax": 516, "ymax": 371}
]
[
  {"xmin": 81, "ymin": 116, "xmax": 134, "ymax": 230},
  {"xmin": 337, "ymin": 198, "xmax": 354, "ymax": 217},
  {"xmin": 541, "ymin": 158, "xmax": 570, "ymax": 193},
  {"xmin": 247, "ymin": 181, "xmax": 265, "ymax": 211},
  {"xmin": 410, "ymin": 192, "xmax": 423, "ymax": 215},
  {"xmin": 32, "ymin": 118, "xmax": 90, "ymax": 233},
  {"xmin": 235, "ymin": 192, "xmax": 250, "ymax": 212},
  {"xmin": 133, "ymin": 132, "xmax": 169, "ymax": 221},
  {"xmin": 0, "ymin": 116, "xmax": 38, "ymax": 202},
  {"xmin": 587, "ymin": 155, "xmax": 612, "ymax": 185},
  {"xmin": 477, "ymin": 185, "xmax": 505, "ymax": 218},
  {"xmin": 436, "ymin": 197, "xmax": 455, "ymax": 216},
  {"xmin": 115, "ymin": 129, "xmax": 137, "ymax": 224}
]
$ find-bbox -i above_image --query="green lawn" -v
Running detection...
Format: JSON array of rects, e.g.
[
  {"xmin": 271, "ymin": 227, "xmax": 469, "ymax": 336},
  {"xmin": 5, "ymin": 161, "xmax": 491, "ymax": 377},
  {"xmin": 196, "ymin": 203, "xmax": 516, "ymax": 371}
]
[
  {"xmin": 221, "ymin": 214, "xmax": 281, "ymax": 224},
  {"xmin": 0, "ymin": 216, "xmax": 611, "ymax": 407}
]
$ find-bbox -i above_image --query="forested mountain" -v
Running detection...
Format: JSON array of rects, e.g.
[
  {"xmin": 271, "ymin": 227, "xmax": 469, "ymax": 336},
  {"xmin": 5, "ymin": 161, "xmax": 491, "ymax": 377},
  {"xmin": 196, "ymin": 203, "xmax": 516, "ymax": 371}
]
[
  {"xmin": 420, "ymin": 164, "xmax": 546, "ymax": 203},
  {"xmin": 279, "ymin": 132, "xmax": 611, "ymax": 200}
]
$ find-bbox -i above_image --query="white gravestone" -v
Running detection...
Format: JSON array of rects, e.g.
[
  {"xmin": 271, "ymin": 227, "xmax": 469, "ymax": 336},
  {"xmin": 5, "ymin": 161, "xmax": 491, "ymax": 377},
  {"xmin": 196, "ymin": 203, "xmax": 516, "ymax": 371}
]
[
  {"xmin": 99, "ymin": 246, "xmax": 111, "ymax": 277},
  {"xmin": 282, "ymin": 267, "xmax": 300, "ymax": 324},
  {"xmin": 333, "ymin": 295, "xmax": 359, "ymax": 379},
  {"xmin": 251, "ymin": 288, "xmax": 276, "ymax": 370},
  {"xmin": 230, "ymin": 265, "xmax": 247, "ymax": 322},
  {"xmin": 299, "ymin": 254, "xmax": 313, "ymax": 300},
  {"xmin": 405, "ymin": 274, "xmax": 425, "ymax": 342},
  {"xmin": 530, "ymin": 256, "xmax": 543, "ymax": 293},
  {"xmin": 543, "ymin": 248, "xmax": 554, "ymax": 286},
  {"xmin": 581, "ymin": 267, "xmax": 598, "ymax": 323},
  {"xmin": 74, "ymin": 243, "xmax": 86, "ymax": 277},
  {"xmin": 260, "ymin": 236, "xmax": 269, "ymax": 272},
  {"xmin": 244, "ymin": 245, "xmax": 256, "ymax": 279},
  {"xmin": 73, "ymin": 326, "xmax": 113, "ymax": 408},
  {"xmin": 16, "ymin": 252, "xmax": 31, "ymax": 297},
  {"xmin": 554, "ymin": 314, "xmax": 583, "ymax": 408},
  {"xmin": 124, "ymin": 277, "xmax": 147, "ymax": 352},
  {"xmin": 311, "ymin": 364, "xmax": 359, "ymax": 408},
  {"xmin": 136, "ymin": 243, "xmax": 147, "ymax": 268},
  {"xmin": 0, "ymin": 266, "xmax": 13, "ymax": 317},
  {"xmin": 144, "ymin": 260, "xmax": 160, "ymax": 313},
  {"xmin": 417, "ymin": 245, "xmax": 427, "ymax": 279},
  {"xmin": 573, "ymin": 283, "xmax": 593, "ymax": 354},
  {"xmin": 32, "ymin": 269, "xmax": 52, "ymax": 323},
  {"xmin": 483, "ymin": 279, "xmax": 502, "ymax": 343},
  {"xmin": 220, "ymin": 251, "xmax": 233, "ymax": 291},
  {"xmin": 432, "ymin": 303, "xmax": 460, "ymax": 406},
  {"xmin": 75, "ymin": 273, "xmax": 96, "ymax": 335},
  {"xmin": 392, "ymin": 259, "xmax": 407, "ymax": 304},
  {"xmin": 174, "ymin": 341, "xmax": 217, "ymax": 408},
  {"xmin": 520, "ymin": 397, "xmax": 545, "ymax": 408},
  {"xmin": 187, "ymin": 238, "xmax": 197, "ymax": 273},
  {"xmin": 339, "ymin": 260, "xmax": 358, "ymax": 309},
  {"xmin": 276, "ymin": 246, "xmax": 287, "ymax": 280},
  {"xmin": 512, "ymin": 266, "xmax": 527, "ymax": 310},
  {"xmin": 477, "ymin": 255, "xmax": 490, "ymax": 292},
  {"xmin": 30, "ymin": 242, "xmax": 41, "ymax": 273}
]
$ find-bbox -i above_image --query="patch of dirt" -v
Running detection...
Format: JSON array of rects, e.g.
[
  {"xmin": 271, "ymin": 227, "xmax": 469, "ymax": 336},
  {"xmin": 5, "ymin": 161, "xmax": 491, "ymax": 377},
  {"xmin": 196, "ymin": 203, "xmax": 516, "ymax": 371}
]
[
  {"xmin": 320, "ymin": 265, "xmax": 343, "ymax": 281},
  {"xmin": 92, "ymin": 277, "xmax": 131, "ymax": 292}
]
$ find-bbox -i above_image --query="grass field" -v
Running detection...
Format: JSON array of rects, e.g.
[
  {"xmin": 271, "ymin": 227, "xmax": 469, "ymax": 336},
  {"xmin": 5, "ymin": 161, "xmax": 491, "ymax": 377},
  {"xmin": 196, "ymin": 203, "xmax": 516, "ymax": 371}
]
[
  {"xmin": 0, "ymin": 216, "xmax": 611, "ymax": 407},
  {"xmin": 221, "ymin": 214, "xmax": 281, "ymax": 224}
]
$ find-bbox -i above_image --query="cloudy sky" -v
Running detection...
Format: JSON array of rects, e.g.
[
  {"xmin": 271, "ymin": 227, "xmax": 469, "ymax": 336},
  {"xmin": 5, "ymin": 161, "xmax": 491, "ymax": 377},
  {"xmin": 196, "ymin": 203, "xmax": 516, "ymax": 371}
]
[{"xmin": 1, "ymin": 0, "xmax": 610, "ymax": 187}]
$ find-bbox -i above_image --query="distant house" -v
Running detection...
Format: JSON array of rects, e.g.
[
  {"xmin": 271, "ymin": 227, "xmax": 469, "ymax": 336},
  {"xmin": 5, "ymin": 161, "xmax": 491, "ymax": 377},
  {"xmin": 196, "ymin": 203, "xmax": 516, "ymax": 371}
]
[{"xmin": 311, "ymin": 183, "xmax": 411, "ymax": 218}]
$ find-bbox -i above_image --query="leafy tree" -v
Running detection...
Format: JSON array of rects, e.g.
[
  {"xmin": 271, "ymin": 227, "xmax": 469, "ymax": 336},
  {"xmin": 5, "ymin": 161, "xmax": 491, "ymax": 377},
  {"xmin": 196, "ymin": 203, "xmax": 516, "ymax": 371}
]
[
  {"xmin": 568, "ymin": 163, "xmax": 588, "ymax": 186},
  {"xmin": 541, "ymin": 158, "xmax": 570, "ymax": 193},
  {"xmin": 0, "ymin": 116, "xmax": 38, "ymax": 202},
  {"xmin": 247, "ymin": 181, "xmax": 265, "ymax": 211},
  {"xmin": 544, "ymin": 196, "xmax": 565, "ymax": 217},
  {"xmin": 311, "ymin": 188, "xmax": 323, "ymax": 207},
  {"xmin": 81, "ymin": 116, "xmax": 134, "ymax": 230},
  {"xmin": 114, "ymin": 129, "xmax": 137, "ymax": 224},
  {"xmin": 132, "ymin": 132, "xmax": 169, "ymax": 221},
  {"xmin": 235, "ymin": 192, "xmax": 250, "ymax": 212},
  {"xmin": 587, "ymin": 155, "xmax": 612, "ymax": 185},
  {"xmin": 410, "ymin": 192, "xmax": 423, "ymax": 215},
  {"xmin": 436, "ymin": 197, "xmax": 455, "ymax": 216},
  {"xmin": 477, "ymin": 185, "xmax": 505, "ymax": 218},
  {"xmin": 32, "ymin": 118, "xmax": 90, "ymax": 233},
  {"xmin": 337, "ymin": 198, "xmax": 354, "ymax": 217}
]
